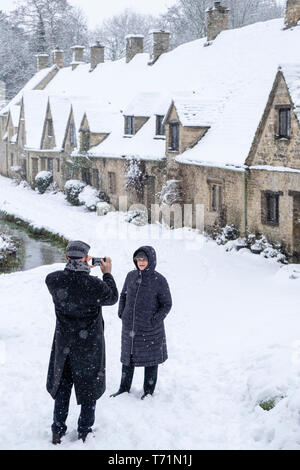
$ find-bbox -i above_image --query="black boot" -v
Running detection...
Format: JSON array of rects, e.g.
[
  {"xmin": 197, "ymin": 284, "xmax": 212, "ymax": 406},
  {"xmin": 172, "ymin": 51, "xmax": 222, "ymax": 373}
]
[
  {"xmin": 110, "ymin": 388, "xmax": 129, "ymax": 397},
  {"xmin": 52, "ymin": 431, "xmax": 65, "ymax": 445},
  {"xmin": 141, "ymin": 392, "xmax": 153, "ymax": 400},
  {"xmin": 78, "ymin": 430, "xmax": 92, "ymax": 443}
]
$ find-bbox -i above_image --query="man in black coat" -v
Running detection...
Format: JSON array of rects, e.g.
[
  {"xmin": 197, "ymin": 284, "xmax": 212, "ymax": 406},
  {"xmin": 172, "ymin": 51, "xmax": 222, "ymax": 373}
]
[
  {"xmin": 111, "ymin": 245, "xmax": 172, "ymax": 400},
  {"xmin": 45, "ymin": 240, "xmax": 118, "ymax": 444}
]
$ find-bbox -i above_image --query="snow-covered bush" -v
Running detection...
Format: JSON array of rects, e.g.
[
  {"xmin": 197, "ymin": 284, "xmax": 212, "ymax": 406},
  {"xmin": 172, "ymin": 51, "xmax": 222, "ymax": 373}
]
[
  {"xmin": 79, "ymin": 186, "xmax": 111, "ymax": 211},
  {"xmin": 248, "ymin": 234, "xmax": 287, "ymax": 263},
  {"xmin": 159, "ymin": 180, "xmax": 182, "ymax": 206},
  {"xmin": 97, "ymin": 201, "xmax": 114, "ymax": 216},
  {"xmin": 78, "ymin": 186, "xmax": 99, "ymax": 211},
  {"xmin": 213, "ymin": 224, "xmax": 240, "ymax": 245},
  {"xmin": 125, "ymin": 158, "xmax": 146, "ymax": 196},
  {"xmin": 124, "ymin": 209, "xmax": 148, "ymax": 226},
  {"xmin": 64, "ymin": 179, "xmax": 86, "ymax": 206},
  {"xmin": 10, "ymin": 165, "xmax": 25, "ymax": 184},
  {"xmin": 35, "ymin": 171, "xmax": 53, "ymax": 194}
]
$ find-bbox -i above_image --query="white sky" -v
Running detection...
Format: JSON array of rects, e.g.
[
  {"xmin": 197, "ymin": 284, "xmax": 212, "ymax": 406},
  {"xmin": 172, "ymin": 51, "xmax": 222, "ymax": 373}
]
[{"xmin": 1, "ymin": 0, "xmax": 177, "ymax": 28}]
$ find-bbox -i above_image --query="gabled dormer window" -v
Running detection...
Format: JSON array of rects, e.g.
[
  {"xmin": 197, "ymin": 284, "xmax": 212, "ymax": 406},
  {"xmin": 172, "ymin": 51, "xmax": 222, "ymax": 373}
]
[
  {"xmin": 169, "ymin": 121, "xmax": 179, "ymax": 151},
  {"xmin": 70, "ymin": 122, "xmax": 76, "ymax": 146},
  {"xmin": 47, "ymin": 118, "xmax": 53, "ymax": 137},
  {"xmin": 156, "ymin": 115, "xmax": 165, "ymax": 136},
  {"xmin": 125, "ymin": 116, "xmax": 134, "ymax": 135},
  {"xmin": 277, "ymin": 106, "xmax": 291, "ymax": 139}
]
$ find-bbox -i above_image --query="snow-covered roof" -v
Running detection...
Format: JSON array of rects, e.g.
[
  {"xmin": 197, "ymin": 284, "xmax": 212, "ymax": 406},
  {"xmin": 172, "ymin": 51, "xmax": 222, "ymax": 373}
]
[
  {"xmin": 23, "ymin": 91, "xmax": 48, "ymax": 150},
  {"xmin": 48, "ymin": 96, "xmax": 71, "ymax": 150},
  {"xmin": 86, "ymin": 114, "xmax": 165, "ymax": 161},
  {"xmin": 0, "ymin": 65, "xmax": 57, "ymax": 117},
  {"xmin": 10, "ymin": 105, "xmax": 21, "ymax": 128},
  {"xmin": 123, "ymin": 92, "xmax": 171, "ymax": 117},
  {"xmin": 4, "ymin": 17, "xmax": 300, "ymax": 166},
  {"xmin": 171, "ymin": 94, "xmax": 221, "ymax": 127},
  {"xmin": 280, "ymin": 63, "xmax": 300, "ymax": 121},
  {"xmin": 84, "ymin": 106, "xmax": 118, "ymax": 134}
]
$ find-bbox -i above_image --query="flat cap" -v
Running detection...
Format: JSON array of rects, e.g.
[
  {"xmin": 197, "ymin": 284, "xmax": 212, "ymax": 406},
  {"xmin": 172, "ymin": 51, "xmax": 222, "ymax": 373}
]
[{"xmin": 66, "ymin": 240, "xmax": 90, "ymax": 258}]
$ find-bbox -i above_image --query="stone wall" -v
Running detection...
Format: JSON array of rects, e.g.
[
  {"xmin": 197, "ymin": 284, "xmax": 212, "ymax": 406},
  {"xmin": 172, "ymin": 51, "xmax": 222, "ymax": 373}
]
[
  {"xmin": 246, "ymin": 169, "xmax": 300, "ymax": 255},
  {"xmin": 249, "ymin": 73, "xmax": 300, "ymax": 169}
]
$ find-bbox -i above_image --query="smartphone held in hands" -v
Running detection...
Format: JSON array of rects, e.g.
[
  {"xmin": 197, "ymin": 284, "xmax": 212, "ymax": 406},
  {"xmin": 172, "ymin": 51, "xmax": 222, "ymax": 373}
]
[{"xmin": 92, "ymin": 257, "xmax": 106, "ymax": 266}]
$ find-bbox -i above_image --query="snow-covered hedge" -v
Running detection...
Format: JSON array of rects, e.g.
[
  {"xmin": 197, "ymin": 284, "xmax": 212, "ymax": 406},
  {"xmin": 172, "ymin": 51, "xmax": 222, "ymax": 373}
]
[
  {"xmin": 35, "ymin": 171, "xmax": 53, "ymax": 194},
  {"xmin": 215, "ymin": 225, "xmax": 287, "ymax": 263},
  {"xmin": 64, "ymin": 180, "xmax": 86, "ymax": 206}
]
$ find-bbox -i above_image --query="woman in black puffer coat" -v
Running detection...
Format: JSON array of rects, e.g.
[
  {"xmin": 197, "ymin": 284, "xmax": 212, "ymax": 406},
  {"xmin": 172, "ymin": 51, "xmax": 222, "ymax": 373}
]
[{"xmin": 110, "ymin": 245, "xmax": 172, "ymax": 399}]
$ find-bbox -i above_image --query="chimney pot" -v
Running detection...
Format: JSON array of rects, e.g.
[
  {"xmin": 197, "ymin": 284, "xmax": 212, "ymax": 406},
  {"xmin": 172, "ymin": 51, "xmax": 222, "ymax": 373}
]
[
  {"xmin": 206, "ymin": 1, "xmax": 229, "ymax": 42},
  {"xmin": 35, "ymin": 53, "xmax": 49, "ymax": 72},
  {"xmin": 71, "ymin": 45, "xmax": 85, "ymax": 70},
  {"xmin": 285, "ymin": 0, "xmax": 300, "ymax": 26},
  {"xmin": 52, "ymin": 48, "xmax": 64, "ymax": 68},
  {"xmin": 90, "ymin": 42, "xmax": 105, "ymax": 71},
  {"xmin": 148, "ymin": 30, "xmax": 170, "ymax": 65},
  {"xmin": 125, "ymin": 35, "xmax": 144, "ymax": 63}
]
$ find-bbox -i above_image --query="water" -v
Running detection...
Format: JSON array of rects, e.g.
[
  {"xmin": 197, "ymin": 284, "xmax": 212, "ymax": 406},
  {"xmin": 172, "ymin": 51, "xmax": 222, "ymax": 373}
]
[{"xmin": 0, "ymin": 217, "xmax": 65, "ymax": 274}]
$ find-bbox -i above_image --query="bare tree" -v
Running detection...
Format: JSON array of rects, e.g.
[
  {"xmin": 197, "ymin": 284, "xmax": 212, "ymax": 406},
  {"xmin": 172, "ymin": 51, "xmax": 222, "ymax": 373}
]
[
  {"xmin": 90, "ymin": 9, "xmax": 159, "ymax": 61},
  {"xmin": 160, "ymin": 0, "xmax": 284, "ymax": 48}
]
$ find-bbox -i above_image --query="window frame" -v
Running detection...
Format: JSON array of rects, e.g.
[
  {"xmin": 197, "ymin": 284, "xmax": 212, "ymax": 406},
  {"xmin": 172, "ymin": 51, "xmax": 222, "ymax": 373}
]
[
  {"xmin": 169, "ymin": 121, "xmax": 180, "ymax": 151},
  {"xmin": 275, "ymin": 105, "xmax": 291, "ymax": 139},
  {"xmin": 156, "ymin": 115, "xmax": 165, "ymax": 136},
  {"xmin": 261, "ymin": 190, "xmax": 282, "ymax": 226},
  {"xmin": 125, "ymin": 116, "xmax": 134, "ymax": 135},
  {"xmin": 69, "ymin": 122, "xmax": 76, "ymax": 146},
  {"xmin": 47, "ymin": 118, "xmax": 53, "ymax": 138}
]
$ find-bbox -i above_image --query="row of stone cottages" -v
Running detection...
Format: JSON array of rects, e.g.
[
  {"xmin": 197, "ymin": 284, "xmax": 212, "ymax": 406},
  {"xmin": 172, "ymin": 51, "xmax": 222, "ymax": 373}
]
[{"xmin": 1, "ymin": 1, "xmax": 300, "ymax": 259}]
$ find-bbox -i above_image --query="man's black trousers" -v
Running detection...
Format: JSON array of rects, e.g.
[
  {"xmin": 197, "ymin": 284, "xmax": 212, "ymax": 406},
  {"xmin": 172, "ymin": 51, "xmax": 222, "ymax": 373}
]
[{"xmin": 51, "ymin": 356, "xmax": 96, "ymax": 436}]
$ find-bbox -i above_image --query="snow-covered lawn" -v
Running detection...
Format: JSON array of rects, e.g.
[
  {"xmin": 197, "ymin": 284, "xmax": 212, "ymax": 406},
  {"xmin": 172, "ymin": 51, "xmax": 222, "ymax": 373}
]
[{"xmin": 1, "ymin": 175, "xmax": 300, "ymax": 450}]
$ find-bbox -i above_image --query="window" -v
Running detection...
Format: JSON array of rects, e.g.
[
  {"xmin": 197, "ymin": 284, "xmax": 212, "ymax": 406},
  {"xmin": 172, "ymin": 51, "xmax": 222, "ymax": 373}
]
[
  {"xmin": 81, "ymin": 168, "xmax": 91, "ymax": 185},
  {"xmin": 108, "ymin": 171, "xmax": 116, "ymax": 194},
  {"xmin": 80, "ymin": 130, "xmax": 90, "ymax": 153},
  {"xmin": 47, "ymin": 158, "xmax": 53, "ymax": 171},
  {"xmin": 156, "ymin": 115, "xmax": 165, "ymax": 136},
  {"xmin": 47, "ymin": 119, "xmax": 53, "ymax": 137},
  {"xmin": 56, "ymin": 158, "xmax": 60, "ymax": 173},
  {"xmin": 10, "ymin": 153, "xmax": 13, "ymax": 166},
  {"xmin": 278, "ymin": 107, "xmax": 291, "ymax": 138},
  {"xmin": 93, "ymin": 169, "xmax": 100, "ymax": 189},
  {"xmin": 70, "ymin": 122, "xmax": 76, "ymax": 146},
  {"xmin": 169, "ymin": 122, "xmax": 179, "ymax": 151},
  {"xmin": 210, "ymin": 183, "xmax": 223, "ymax": 212},
  {"xmin": 40, "ymin": 157, "xmax": 46, "ymax": 171},
  {"xmin": 125, "ymin": 116, "xmax": 134, "ymax": 135},
  {"xmin": 261, "ymin": 191, "xmax": 282, "ymax": 226}
]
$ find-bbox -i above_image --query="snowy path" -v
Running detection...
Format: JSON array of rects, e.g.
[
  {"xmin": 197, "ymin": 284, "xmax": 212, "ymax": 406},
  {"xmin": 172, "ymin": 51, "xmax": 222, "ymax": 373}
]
[{"xmin": 1, "ymin": 176, "xmax": 300, "ymax": 450}]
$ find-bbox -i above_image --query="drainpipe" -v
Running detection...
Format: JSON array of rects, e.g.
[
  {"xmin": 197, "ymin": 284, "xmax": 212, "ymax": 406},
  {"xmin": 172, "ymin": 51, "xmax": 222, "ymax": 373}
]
[{"xmin": 242, "ymin": 168, "xmax": 249, "ymax": 237}]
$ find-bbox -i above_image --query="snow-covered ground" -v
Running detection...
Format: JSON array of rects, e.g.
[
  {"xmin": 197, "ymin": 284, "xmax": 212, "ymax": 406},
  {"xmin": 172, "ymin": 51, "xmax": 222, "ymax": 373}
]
[{"xmin": 1, "ymin": 175, "xmax": 300, "ymax": 450}]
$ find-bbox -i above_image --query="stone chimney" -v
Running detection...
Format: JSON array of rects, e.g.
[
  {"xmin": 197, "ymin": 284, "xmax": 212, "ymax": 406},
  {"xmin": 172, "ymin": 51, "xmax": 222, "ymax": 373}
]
[
  {"xmin": 125, "ymin": 35, "xmax": 144, "ymax": 63},
  {"xmin": 52, "ymin": 47, "xmax": 64, "ymax": 68},
  {"xmin": 285, "ymin": 0, "xmax": 300, "ymax": 27},
  {"xmin": 206, "ymin": 1, "xmax": 229, "ymax": 42},
  {"xmin": 35, "ymin": 53, "xmax": 50, "ymax": 72},
  {"xmin": 148, "ymin": 30, "xmax": 170, "ymax": 65},
  {"xmin": 90, "ymin": 41, "xmax": 105, "ymax": 71},
  {"xmin": 71, "ymin": 45, "xmax": 85, "ymax": 70}
]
